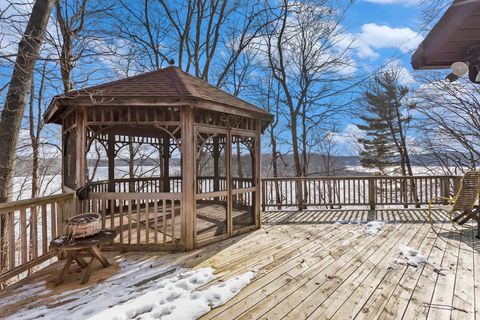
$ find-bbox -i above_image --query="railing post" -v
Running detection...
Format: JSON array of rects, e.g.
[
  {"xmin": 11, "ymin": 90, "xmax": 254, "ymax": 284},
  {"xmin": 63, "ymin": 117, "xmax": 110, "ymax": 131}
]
[
  {"xmin": 296, "ymin": 178, "xmax": 305, "ymax": 211},
  {"xmin": 453, "ymin": 176, "xmax": 461, "ymax": 195},
  {"xmin": 441, "ymin": 177, "xmax": 450, "ymax": 204},
  {"xmin": 368, "ymin": 177, "xmax": 376, "ymax": 210}
]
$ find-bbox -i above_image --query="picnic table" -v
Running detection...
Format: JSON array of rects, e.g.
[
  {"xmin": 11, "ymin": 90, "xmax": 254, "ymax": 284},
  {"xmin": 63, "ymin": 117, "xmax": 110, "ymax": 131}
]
[{"xmin": 50, "ymin": 229, "xmax": 117, "ymax": 285}]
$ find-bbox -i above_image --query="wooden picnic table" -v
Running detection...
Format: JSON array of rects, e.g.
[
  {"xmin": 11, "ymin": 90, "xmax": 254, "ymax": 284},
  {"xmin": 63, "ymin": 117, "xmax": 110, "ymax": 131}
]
[{"xmin": 50, "ymin": 229, "xmax": 117, "ymax": 285}]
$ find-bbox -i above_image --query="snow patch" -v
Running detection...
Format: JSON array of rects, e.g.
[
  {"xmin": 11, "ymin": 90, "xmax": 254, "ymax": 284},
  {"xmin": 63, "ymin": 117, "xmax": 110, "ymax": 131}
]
[
  {"xmin": 389, "ymin": 245, "xmax": 446, "ymax": 275},
  {"xmin": 335, "ymin": 219, "xmax": 364, "ymax": 225},
  {"xmin": 4, "ymin": 258, "xmax": 255, "ymax": 320},
  {"xmin": 365, "ymin": 221, "xmax": 385, "ymax": 236},
  {"xmin": 335, "ymin": 219, "xmax": 386, "ymax": 238}
]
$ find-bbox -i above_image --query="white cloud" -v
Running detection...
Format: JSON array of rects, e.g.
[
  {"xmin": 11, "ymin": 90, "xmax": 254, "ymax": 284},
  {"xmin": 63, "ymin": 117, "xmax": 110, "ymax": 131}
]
[
  {"xmin": 345, "ymin": 23, "xmax": 423, "ymax": 60},
  {"xmin": 381, "ymin": 59, "xmax": 416, "ymax": 85},
  {"xmin": 331, "ymin": 124, "xmax": 365, "ymax": 155}
]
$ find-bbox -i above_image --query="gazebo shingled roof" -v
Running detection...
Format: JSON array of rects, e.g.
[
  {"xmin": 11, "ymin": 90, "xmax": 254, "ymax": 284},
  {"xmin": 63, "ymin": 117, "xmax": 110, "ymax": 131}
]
[{"xmin": 44, "ymin": 66, "xmax": 273, "ymax": 125}]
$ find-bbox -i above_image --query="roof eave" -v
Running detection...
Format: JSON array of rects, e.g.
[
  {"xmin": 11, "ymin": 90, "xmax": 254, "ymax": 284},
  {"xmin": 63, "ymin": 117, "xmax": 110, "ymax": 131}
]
[
  {"xmin": 411, "ymin": 0, "xmax": 480, "ymax": 70},
  {"xmin": 44, "ymin": 96, "xmax": 274, "ymax": 125},
  {"xmin": 44, "ymin": 97, "xmax": 61, "ymax": 124}
]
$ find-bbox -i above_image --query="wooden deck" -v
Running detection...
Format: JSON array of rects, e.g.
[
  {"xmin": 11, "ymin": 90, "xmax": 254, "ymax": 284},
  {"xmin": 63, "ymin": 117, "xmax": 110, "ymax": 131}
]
[{"xmin": 1, "ymin": 208, "xmax": 479, "ymax": 319}]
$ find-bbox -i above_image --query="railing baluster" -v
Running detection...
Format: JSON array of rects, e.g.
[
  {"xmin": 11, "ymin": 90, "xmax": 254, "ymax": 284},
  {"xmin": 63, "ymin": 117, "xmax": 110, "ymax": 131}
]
[
  {"xmin": 8, "ymin": 211, "xmax": 15, "ymax": 270},
  {"xmin": 50, "ymin": 202, "xmax": 57, "ymax": 240},
  {"xmin": 20, "ymin": 208, "xmax": 27, "ymax": 265},
  {"xmin": 154, "ymin": 201, "xmax": 158, "ymax": 244},
  {"xmin": 119, "ymin": 200, "xmax": 124, "ymax": 244},
  {"xmin": 171, "ymin": 199, "xmax": 175, "ymax": 244},
  {"xmin": 128, "ymin": 199, "xmax": 132, "ymax": 244},
  {"xmin": 146, "ymin": 199, "xmax": 150, "ymax": 244},
  {"xmin": 163, "ymin": 200, "xmax": 167, "ymax": 245},
  {"xmin": 137, "ymin": 198, "xmax": 141, "ymax": 244},
  {"xmin": 31, "ymin": 206, "xmax": 38, "ymax": 259},
  {"xmin": 41, "ymin": 204, "xmax": 47, "ymax": 256}
]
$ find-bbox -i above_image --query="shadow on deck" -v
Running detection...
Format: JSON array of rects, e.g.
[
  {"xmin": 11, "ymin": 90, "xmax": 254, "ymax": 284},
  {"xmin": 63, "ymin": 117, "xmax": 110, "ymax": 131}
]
[{"xmin": 263, "ymin": 207, "xmax": 449, "ymax": 224}]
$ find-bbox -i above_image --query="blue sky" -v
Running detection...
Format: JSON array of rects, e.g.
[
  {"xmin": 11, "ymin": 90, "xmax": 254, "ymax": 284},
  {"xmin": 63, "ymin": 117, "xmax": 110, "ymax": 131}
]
[
  {"xmin": 329, "ymin": 0, "xmax": 434, "ymax": 154},
  {"xmin": 343, "ymin": 0, "xmax": 425, "ymax": 82},
  {"xmin": 0, "ymin": 0, "xmax": 439, "ymax": 157}
]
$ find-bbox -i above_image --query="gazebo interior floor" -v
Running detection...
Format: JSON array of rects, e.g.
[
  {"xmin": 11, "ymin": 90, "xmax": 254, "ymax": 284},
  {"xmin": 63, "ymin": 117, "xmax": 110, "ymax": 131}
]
[{"xmin": 99, "ymin": 202, "xmax": 255, "ymax": 245}]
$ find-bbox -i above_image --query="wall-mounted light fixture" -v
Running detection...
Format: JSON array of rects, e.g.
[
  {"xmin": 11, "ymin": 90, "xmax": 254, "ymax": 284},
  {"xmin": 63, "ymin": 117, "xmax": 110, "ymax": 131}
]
[{"xmin": 446, "ymin": 61, "xmax": 469, "ymax": 82}]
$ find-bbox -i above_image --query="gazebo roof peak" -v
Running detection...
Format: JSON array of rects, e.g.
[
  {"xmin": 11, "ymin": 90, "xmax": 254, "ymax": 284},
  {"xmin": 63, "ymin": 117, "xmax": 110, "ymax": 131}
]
[{"xmin": 45, "ymin": 66, "xmax": 273, "ymax": 124}]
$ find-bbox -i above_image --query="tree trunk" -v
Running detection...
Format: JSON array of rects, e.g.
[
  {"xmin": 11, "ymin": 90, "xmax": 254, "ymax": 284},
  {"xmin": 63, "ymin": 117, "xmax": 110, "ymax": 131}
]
[
  {"xmin": 270, "ymin": 132, "xmax": 281, "ymax": 209},
  {"xmin": 29, "ymin": 79, "xmax": 39, "ymax": 198},
  {"xmin": 394, "ymin": 107, "xmax": 419, "ymax": 207},
  {"xmin": 0, "ymin": 0, "xmax": 55, "ymax": 273},
  {"xmin": 290, "ymin": 115, "xmax": 305, "ymax": 210}
]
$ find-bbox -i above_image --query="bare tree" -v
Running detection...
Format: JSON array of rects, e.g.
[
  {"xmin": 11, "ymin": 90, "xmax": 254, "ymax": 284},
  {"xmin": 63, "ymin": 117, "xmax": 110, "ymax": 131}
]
[
  {"xmin": 414, "ymin": 75, "xmax": 480, "ymax": 175},
  {"xmin": 263, "ymin": 0, "xmax": 354, "ymax": 209},
  {"xmin": 419, "ymin": 0, "xmax": 451, "ymax": 29},
  {"xmin": 0, "ymin": 0, "xmax": 55, "ymax": 273},
  {"xmin": 157, "ymin": 0, "xmax": 229, "ymax": 80},
  {"xmin": 258, "ymin": 71, "xmax": 285, "ymax": 208},
  {"xmin": 51, "ymin": 0, "xmax": 115, "ymax": 92},
  {"xmin": 111, "ymin": 0, "xmax": 172, "ymax": 72}
]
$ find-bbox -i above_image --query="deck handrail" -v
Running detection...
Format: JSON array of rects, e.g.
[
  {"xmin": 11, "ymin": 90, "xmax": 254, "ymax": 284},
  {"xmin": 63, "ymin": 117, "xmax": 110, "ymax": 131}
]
[
  {"xmin": 0, "ymin": 192, "xmax": 76, "ymax": 286},
  {"xmin": 261, "ymin": 175, "xmax": 459, "ymax": 180},
  {"xmin": 261, "ymin": 175, "xmax": 461, "ymax": 210},
  {"xmin": 0, "ymin": 193, "xmax": 75, "ymax": 213}
]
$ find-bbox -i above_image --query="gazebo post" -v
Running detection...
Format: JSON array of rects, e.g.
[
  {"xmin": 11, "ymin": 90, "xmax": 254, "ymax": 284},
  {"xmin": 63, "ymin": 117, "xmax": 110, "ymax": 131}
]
[
  {"xmin": 162, "ymin": 136, "xmax": 170, "ymax": 193},
  {"xmin": 226, "ymin": 131, "xmax": 233, "ymax": 237},
  {"xmin": 213, "ymin": 136, "xmax": 220, "ymax": 192},
  {"xmin": 255, "ymin": 120, "xmax": 261, "ymax": 228},
  {"xmin": 181, "ymin": 106, "xmax": 195, "ymax": 250},
  {"xmin": 107, "ymin": 131, "xmax": 115, "ymax": 193},
  {"xmin": 75, "ymin": 107, "xmax": 87, "ymax": 215}
]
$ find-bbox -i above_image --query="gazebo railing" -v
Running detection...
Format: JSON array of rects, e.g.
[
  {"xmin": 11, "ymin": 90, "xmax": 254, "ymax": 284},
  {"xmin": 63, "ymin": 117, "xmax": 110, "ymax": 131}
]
[
  {"xmin": 88, "ymin": 176, "xmax": 254, "ymax": 194},
  {"xmin": 81, "ymin": 192, "xmax": 182, "ymax": 250},
  {"xmin": 262, "ymin": 175, "xmax": 460, "ymax": 209},
  {"xmin": 0, "ymin": 193, "xmax": 76, "ymax": 284},
  {"xmin": 197, "ymin": 176, "xmax": 254, "ymax": 193},
  {"xmin": 87, "ymin": 177, "xmax": 182, "ymax": 193}
]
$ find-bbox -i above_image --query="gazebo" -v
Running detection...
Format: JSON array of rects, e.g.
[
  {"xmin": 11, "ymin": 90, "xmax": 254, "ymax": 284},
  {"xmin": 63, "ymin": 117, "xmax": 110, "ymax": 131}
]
[{"xmin": 44, "ymin": 66, "xmax": 273, "ymax": 251}]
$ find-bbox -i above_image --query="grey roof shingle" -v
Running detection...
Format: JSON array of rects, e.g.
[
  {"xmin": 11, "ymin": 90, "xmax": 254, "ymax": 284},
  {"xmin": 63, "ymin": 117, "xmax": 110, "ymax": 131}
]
[{"xmin": 46, "ymin": 66, "xmax": 272, "ymax": 123}]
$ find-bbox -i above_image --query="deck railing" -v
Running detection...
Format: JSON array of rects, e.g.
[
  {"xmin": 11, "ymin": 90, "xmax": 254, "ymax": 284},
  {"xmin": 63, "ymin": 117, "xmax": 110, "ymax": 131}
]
[
  {"xmin": 0, "ymin": 174, "xmax": 462, "ymax": 286},
  {"xmin": 261, "ymin": 175, "xmax": 460, "ymax": 210},
  {"xmin": 0, "ymin": 193, "xmax": 75, "ymax": 284}
]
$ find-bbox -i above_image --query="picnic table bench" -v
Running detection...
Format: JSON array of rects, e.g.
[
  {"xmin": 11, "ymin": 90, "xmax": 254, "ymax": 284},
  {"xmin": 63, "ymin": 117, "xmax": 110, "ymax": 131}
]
[{"xmin": 50, "ymin": 229, "xmax": 116, "ymax": 285}]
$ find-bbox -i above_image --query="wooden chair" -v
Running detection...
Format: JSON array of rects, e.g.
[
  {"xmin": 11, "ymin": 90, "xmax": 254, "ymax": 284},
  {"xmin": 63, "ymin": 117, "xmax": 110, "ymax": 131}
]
[{"xmin": 429, "ymin": 171, "xmax": 480, "ymax": 236}]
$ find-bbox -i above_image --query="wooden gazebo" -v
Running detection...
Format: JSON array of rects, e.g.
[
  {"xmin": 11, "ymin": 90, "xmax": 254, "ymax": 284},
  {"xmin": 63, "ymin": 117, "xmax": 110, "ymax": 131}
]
[{"xmin": 44, "ymin": 66, "xmax": 273, "ymax": 251}]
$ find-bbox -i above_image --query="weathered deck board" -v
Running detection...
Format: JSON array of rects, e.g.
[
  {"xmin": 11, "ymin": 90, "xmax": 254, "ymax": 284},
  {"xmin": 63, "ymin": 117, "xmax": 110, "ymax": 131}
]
[
  {"xmin": 0, "ymin": 208, "xmax": 479, "ymax": 320},
  {"xmin": 378, "ymin": 217, "xmax": 448, "ymax": 319}
]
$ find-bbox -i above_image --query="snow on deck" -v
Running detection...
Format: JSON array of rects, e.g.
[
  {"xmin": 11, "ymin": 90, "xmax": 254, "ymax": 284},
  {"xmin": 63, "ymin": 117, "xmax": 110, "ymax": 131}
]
[{"xmin": 0, "ymin": 255, "xmax": 254, "ymax": 320}]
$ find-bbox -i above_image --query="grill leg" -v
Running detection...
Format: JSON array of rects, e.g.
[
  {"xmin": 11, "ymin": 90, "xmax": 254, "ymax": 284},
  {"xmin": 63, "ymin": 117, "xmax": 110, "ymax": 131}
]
[{"xmin": 477, "ymin": 221, "xmax": 480, "ymax": 240}]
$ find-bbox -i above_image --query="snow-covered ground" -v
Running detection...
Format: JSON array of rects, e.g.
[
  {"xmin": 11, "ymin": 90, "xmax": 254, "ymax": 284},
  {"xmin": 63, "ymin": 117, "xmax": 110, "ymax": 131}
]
[
  {"xmin": 2, "ymin": 256, "xmax": 255, "ymax": 320},
  {"xmin": 344, "ymin": 165, "xmax": 464, "ymax": 176}
]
